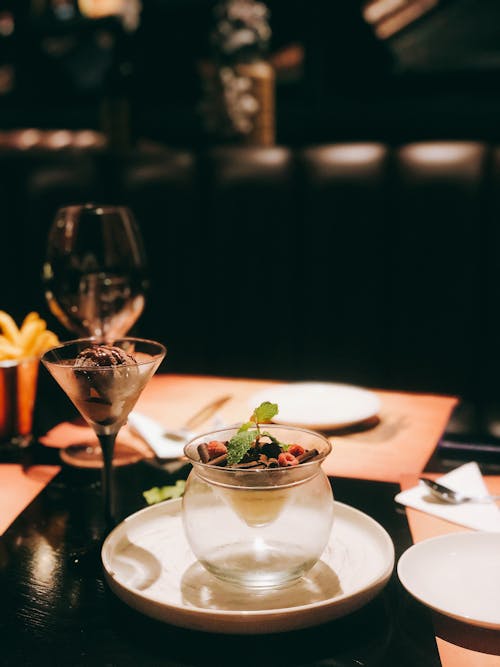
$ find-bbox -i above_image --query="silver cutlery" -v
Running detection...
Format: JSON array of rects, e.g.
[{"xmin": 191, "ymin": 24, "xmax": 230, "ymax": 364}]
[
  {"xmin": 162, "ymin": 394, "xmax": 232, "ymax": 442},
  {"xmin": 419, "ymin": 477, "xmax": 500, "ymax": 504},
  {"xmin": 128, "ymin": 395, "xmax": 232, "ymax": 462}
]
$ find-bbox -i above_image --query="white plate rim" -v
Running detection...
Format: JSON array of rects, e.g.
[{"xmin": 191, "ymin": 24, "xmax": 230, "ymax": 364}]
[
  {"xmin": 102, "ymin": 498, "xmax": 395, "ymax": 632},
  {"xmin": 248, "ymin": 382, "xmax": 381, "ymax": 430},
  {"xmin": 397, "ymin": 531, "xmax": 500, "ymax": 629}
]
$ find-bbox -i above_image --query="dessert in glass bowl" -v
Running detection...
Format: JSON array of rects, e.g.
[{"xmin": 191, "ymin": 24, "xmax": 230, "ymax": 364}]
[{"xmin": 182, "ymin": 402, "xmax": 334, "ymax": 588}]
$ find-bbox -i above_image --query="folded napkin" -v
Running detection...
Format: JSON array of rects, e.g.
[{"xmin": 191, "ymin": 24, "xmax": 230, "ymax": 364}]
[
  {"xmin": 127, "ymin": 412, "xmax": 187, "ymax": 459},
  {"xmin": 395, "ymin": 462, "xmax": 500, "ymax": 532}
]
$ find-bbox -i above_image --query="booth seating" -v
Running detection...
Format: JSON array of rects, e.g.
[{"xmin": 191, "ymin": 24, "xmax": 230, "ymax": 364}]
[{"xmin": 2, "ymin": 140, "xmax": 499, "ymax": 437}]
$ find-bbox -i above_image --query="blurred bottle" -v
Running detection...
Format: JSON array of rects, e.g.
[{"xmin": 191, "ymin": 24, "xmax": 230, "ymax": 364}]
[
  {"xmin": 200, "ymin": 0, "xmax": 275, "ymax": 146},
  {"xmin": 0, "ymin": 14, "xmax": 15, "ymax": 99},
  {"xmin": 99, "ymin": 31, "xmax": 134, "ymax": 153},
  {"xmin": 92, "ymin": 2, "xmax": 141, "ymax": 152}
]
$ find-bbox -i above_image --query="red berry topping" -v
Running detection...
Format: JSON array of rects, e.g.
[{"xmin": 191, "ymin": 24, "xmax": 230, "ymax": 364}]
[
  {"xmin": 288, "ymin": 444, "xmax": 305, "ymax": 457},
  {"xmin": 278, "ymin": 452, "xmax": 298, "ymax": 467},
  {"xmin": 207, "ymin": 440, "xmax": 227, "ymax": 459}
]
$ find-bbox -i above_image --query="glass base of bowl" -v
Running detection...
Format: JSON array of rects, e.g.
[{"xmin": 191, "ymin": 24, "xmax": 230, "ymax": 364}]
[{"xmin": 200, "ymin": 540, "xmax": 317, "ymax": 589}]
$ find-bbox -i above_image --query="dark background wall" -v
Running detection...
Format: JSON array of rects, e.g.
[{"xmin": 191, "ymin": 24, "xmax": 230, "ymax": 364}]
[
  {"xmin": 2, "ymin": 0, "xmax": 500, "ymax": 144},
  {"xmin": 1, "ymin": 140, "xmax": 497, "ymax": 398},
  {"xmin": 2, "ymin": 1, "xmax": 500, "ymax": 441}
]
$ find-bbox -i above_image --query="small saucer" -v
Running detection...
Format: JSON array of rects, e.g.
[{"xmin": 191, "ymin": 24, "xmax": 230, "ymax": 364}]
[
  {"xmin": 398, "ymin": 532, "xmax": 500, "ymax": 629},
  {"xmin": 102, "ymin": 499, "xmax": 394, "ymax": 634}
]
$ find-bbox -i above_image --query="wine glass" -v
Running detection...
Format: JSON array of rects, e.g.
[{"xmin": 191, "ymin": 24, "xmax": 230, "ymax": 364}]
[
  {"xmin": 43, "ymin": 204, "xmax": 148, "ymax": 341},
  {"xmin": 42, "ymin": 204, "xmax": 149, "ymax": 466},
  {"xmin": 41, "ymin": 338, "xmax": 166, "ymax": 527}
]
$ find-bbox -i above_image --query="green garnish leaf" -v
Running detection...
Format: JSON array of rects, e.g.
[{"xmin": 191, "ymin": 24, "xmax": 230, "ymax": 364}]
[
  {"xmin": 261, "ymin": 431, "xmax": 284, "ymax": 447},
  {"xmin": 227, "ymin": 430, "xmax": 258, "ymax": 465},
  {"xmin": 251, "ymin": 401, "xmax": 278, "ymax": 424},
  {"xmin": 227, "ymin": 402, "xmax": 280, "ymax": 465},
  {"xmin": 143, "ymin": 480, "xmax": 186, "ymax": 505},
  {"xmin": 238, "ymin": 421, "xmax": 255, "ymax": 433}
]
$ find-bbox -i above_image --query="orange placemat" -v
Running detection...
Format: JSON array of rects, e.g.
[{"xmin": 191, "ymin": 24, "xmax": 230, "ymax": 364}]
[
  {"xmin": 322, "ymin": 389, "xmax": 457, "ymax": 482},
  {"xmin": 0, "ymin": 464, "xmax": 60, "ymax": 535},
  {"xmin": 401, "ymin": 474, "xmax": 500, "ymax": 667},
  {"xmin": 41, "ymin": 375, "xmax": 456, "ymax": 484}
]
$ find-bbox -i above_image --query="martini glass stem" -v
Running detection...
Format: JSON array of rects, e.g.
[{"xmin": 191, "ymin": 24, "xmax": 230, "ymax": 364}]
[{"xmin": 98, "ymin": 433, "xmax": 117, "ymax": 528}]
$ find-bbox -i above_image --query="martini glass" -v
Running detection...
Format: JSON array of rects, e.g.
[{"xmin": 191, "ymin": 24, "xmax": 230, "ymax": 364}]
[
  {"xmin": 41, "ymin": 337, "xmax": 166, "ymax": 527},
  {"xmin": 42, "ymin": 204, "xmax": 149, "ymax": 468}
]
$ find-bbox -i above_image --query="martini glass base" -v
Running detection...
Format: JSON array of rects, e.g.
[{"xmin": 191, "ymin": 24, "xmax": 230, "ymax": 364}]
[{"xmin": 59, "ymin": 442, "xmax": 143, "ymax": 468}]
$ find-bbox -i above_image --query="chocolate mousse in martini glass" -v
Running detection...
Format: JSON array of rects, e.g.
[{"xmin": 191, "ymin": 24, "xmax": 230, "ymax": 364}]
[
  {"xmin": 42, "ymin": 338, "xmax": 165, "ymax": 527},
  {"xmin": 43, "ymin": 204, "xmax": 149, "ymax": 467}
]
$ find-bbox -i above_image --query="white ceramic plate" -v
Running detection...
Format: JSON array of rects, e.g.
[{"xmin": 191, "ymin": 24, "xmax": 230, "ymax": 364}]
[
  {"xmin": 398, "ymin": 532, "xmax": 500, "ymax": 629},
  {"xmin": 249, "ymin": 382, "xmax": 381, "ymax": 430},
  {"xmin": 102, "ymin": 499, "xmax": 394, "ymax": 634}
]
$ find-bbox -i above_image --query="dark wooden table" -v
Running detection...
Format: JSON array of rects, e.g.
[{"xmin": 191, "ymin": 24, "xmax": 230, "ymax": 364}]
[{"xmin": 1, "ymin": 378, "xmax": 498, "ymax": 667}]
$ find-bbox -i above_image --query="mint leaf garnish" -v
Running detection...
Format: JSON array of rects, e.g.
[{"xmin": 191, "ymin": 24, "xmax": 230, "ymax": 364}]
[
  {"xmin": 226, "ymin": 402, "xmax": 280, "ymax": 465},
  {"xmin": 143, "ymin": 480, "xmax": 186, "ymax": 505},
  {"xmin": 227, "ymin": 430, "xmax": 258, "ymax": 465},
  {"xmin": 261, "ymin": 431, "xmax": 282, "ymax": 446},
  {"xmin": 238, "ymin": 421, "xmax": 255, "ymax": 433},
  {"xmin": 251, "ymin": 401, "xmax": 278, "ymax": 424}
]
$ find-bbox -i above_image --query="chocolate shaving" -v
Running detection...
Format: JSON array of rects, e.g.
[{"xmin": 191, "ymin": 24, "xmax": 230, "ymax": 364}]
[
  {"xmin": 296, "ymin": 448, "xmax": 319, "ymax": 464},
  {"xmin": 207, "ymin": 453, "xmax": 228, "ymax": 466},
  {"xmin": 200, "ymin": 438, "xmax": 321, "ymax": 469},
  {"xmin": 197, "ymin": 443, "xmax": 210, "ymax": 463},
  {"xmin": 233, "ymin": 460, "xmax": 266, "ymax": 469}
]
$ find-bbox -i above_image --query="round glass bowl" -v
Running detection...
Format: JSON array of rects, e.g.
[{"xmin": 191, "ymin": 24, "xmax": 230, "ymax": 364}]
[{"xmin": 182, "ymin": 425, "xmax": 334, "ymax": 589}]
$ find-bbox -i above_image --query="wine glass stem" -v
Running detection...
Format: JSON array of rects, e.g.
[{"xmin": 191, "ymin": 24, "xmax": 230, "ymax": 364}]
[{"xmin": 98, "ymin": 433, "xmax": 117, "ymax": 528}]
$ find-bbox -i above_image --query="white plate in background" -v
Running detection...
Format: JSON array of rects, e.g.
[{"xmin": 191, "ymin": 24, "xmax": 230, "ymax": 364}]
[
  {"xmin": 249, "ymin": 382, "xmax": 381, "ymax": 430},
  {"xmin": 398, "ymin": 532, "xmax": 500, "ymax": 629}
]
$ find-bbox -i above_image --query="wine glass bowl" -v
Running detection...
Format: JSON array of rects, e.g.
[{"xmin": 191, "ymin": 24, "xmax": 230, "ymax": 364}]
[
  {"xmin": 43, "ymin": 204, "xmax": 148, "ymax": 341},
  {"xmin": 42, "ymin": 337, "xmax": 166, "ymax": 526},
  {"xmin": 42, "ymin": 203, "xmax": 150, "ymax": 467}
]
